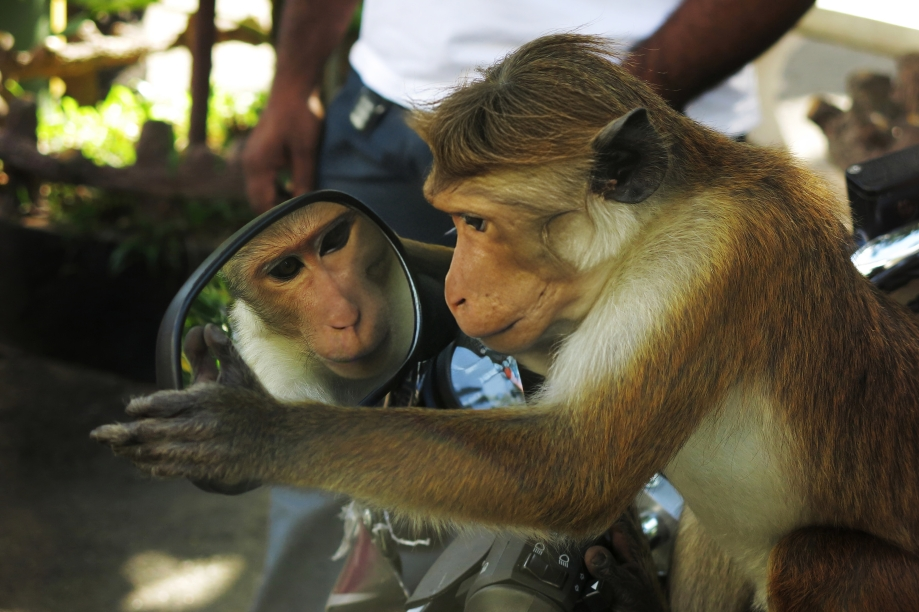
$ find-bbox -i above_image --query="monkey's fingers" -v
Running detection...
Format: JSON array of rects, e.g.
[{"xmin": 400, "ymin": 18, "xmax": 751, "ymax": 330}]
[
  {"xmin": 91, "ymin": 422, "xmax": 137, "ymax": 446},
  {"xmin": 584, "ymin": 545, "xmax": 668, "ymax": 612},
  {"xmin": 112, "ymin": 438, "xmax": 212, "ymax": 463},
  {"xmin": 203, "ymin": 324, "xmax": 263, "ymax": 391},
  {"xmin": 125, "ymin": 390, "xmax": 196, "ymax": 419},
  {"xmin": 132, "ymin": 457, "xmax": 214, "ymax": 481},
  {"xmin": 91, "ymin": 418, "xmax": 211, "ymax": 447},
  {"xmin": 144, "ymin": 463, "xmax": 208, "ymax": 480},
  {"xmin": 582, "ymin": 546, "xmax": 622, "ymax": 608},
  {"xmin": 125, "ymin": 445, "xmax": 249, "ymax": 483},
  {"xmin": 584, "ymin": 545, "xmax": 617, "ymax": 582},
  {"xmin": 203, "ymin": 323, "xmax": 230, "ymax": 348},
  {"xmin": 184, "ymin": 326, "xmax": 219, "ymax": 384},
  {"xmin": 609, "ymin": 512, "xmax": 643, "ymax": 566}
]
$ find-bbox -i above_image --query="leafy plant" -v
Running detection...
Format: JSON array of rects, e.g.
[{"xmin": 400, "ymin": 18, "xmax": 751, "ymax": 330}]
[
  {"xmin": 4, "ymin": 79, "xmax": 26, "ymax": 98},
  {"xmin": 37, "ymin": 84, "xmax": 268, "ymax": 164},
  {"xmin": 70, "ymin": 0, "xmax": 158, "ymax": 14},
  {"xmin": 38, "ymin": 181, "xmax": 253, "ymax": 274},
  {"xmin": 206, "ymin": 89, "xmax": 268, "ymax": 151},
  {"xmin": 181, "ymin": 274, "xmax": 234, "ymax": 385},
  {"xmin": 27, "ymin": 75, "xmax": 265, "ymax": 274},
  {"xmin": 37, "ymin": 85, "xmax": 151, "ymax": 167}
]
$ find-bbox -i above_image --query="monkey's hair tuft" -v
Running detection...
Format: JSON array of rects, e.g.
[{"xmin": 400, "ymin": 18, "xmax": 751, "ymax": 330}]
[{"xmin": 410, "ymin": 33, "xmax": 678, "ymax": 197}]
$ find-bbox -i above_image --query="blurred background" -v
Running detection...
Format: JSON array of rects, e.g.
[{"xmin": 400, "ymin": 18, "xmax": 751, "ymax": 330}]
[{"xmin": 0, "ymin": 1, "xmax": 917, "ymax": 610}]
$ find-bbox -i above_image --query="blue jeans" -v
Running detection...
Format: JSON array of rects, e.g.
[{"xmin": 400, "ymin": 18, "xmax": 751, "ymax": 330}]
[
  {"xmin": 250, "ymin": 70, "xmax": 451, "ymax": 612},
  {"xmin": 249, "ymin": 488, "xmax": 349, "ymax": 611},
  {"xmin": 317, "ymin": 70, "xmax": 454, "ymax": 246}
]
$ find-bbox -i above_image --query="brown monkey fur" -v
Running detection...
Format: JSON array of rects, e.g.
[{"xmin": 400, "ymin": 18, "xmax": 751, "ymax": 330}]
[
  {"xmin": 93, "ymin": 34, "xmax": 919, "ymax": 610},
  {"xmin": 669, "ymin": 507, "xmax": 755, "ymax": 611}
]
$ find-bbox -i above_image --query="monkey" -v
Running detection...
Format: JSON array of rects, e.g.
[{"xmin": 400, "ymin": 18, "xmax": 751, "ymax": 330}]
[
  {"xmin": 667, "ymin": 507, "xmax": 756, "ymax": 611},
  {"xmin": 214, "ymin": 200, "xmax": 416, "ymax": 404},
  {"xmin": 93, "ymin": 33, "xmax": 919, "ymax": 611}
]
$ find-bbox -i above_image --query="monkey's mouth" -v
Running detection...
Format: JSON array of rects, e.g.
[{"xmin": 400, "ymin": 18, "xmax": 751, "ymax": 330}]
[
  {"xmin": 325, "ymin": 328, "xmax": 391, "ymax": 363},
  {"xmin": 477, "ymin": 318, "xmax": 520, "ymax": 340},
  {"xmin": 315, "ymin": 325, "xmax": 397, "ymax": 382}
]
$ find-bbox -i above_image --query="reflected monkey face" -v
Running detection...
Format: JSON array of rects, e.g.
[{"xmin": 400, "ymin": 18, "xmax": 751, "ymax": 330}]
[{"xmin": 224, "ymin": 202, "xmax": 398, "ymax": 380}]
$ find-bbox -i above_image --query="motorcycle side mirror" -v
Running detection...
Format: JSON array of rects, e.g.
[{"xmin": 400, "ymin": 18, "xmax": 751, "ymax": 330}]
[
  {"xmin": 155, "ymin": 190, "xmax": 424, "ymax": 407},
  {"xmin": 852, "ymin": 219, "xmax": 919, "ymax": 289}
]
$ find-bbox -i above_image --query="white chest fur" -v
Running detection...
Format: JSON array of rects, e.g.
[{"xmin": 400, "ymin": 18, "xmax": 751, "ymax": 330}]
[{"xmin": 664, "ymin": 385, "xmax": 806, "ymax": 608}]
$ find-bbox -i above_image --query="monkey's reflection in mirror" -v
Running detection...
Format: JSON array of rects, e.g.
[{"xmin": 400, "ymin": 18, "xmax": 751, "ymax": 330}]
[{"xmin": 183, "ymin": 202, "xmax": 416, "ymax": 405}]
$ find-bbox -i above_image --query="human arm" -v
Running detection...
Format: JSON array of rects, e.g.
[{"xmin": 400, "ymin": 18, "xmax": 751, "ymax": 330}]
[
  {"xmin": 623, "ymin": 0, "xmax": 815, "ymax": 110},
  {"xmin": 242, "ymin": 0, "xmax": 361, "ymax": 213}
]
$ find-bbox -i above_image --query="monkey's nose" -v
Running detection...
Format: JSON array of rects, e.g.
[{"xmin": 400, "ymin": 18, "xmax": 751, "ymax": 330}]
[
  {"xmin": 325, "ymin": 300, "xmax": 360, "ymax": 330},
  {"xmin": 446, "ymin": 295, "xmax": 466, "ymax": 314},
  {"xmin": 444, "ymin": 275, "xmax": 466, "ymax": 310},
  {"xmin": 329, "ymin": 314, "xmax": 359, "ymax": 330}
]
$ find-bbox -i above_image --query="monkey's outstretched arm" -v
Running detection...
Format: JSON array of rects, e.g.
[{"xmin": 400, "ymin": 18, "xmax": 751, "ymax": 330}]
[{"xmin": 92, "ymin": 305, "xmax": 724, "ymax": 537}]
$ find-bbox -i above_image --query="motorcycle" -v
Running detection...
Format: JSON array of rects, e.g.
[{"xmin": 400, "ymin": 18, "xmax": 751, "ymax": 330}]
[
  {"xmin": 151, "ymin": 141, "xmax": 919, "ymax": 612},
  {"xmin": 848, "ymin": 143, "xmax": 919, "ymax": 309}
]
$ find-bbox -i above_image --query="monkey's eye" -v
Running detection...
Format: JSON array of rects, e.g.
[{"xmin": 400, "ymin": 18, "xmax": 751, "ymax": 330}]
[
  {"xmin": 319, "ymin": 217, "xmax": 352, "ymax": 256},
  {"xmin": 268, "ymin": 256, "xmax": 304, "ymax": 280},
  {"xmin": 460, "ymin": 214, "xmax": 487, "ymax": 232}
]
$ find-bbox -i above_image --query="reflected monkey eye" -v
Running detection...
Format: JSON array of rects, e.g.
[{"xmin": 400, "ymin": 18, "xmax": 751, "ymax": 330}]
[
  {"xmin": 268, "ymin": 256, "xmax": 304, "ymax": 281},
  {"xmin": 319, "ymin": 216, "xmax": 353, "ymax": 257},
  {"xmin": 460, "ymin": 214, "xmax": 487, "ymax": 232}
]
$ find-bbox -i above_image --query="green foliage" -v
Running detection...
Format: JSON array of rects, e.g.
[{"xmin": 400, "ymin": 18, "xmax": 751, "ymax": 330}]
[
  {"xmin": 181, "ymin": 275, "xmax": 234, "ymax": 385},
  {"xmin": 4, "ymin": 79, "xmax": 26, "ymax": 98},
  {"xmin": 108, "ymin": 227, "xmax": 184, "ymax": 274},
  {"xmin": 42, "ymin": 184, "xmax": 115, "ymax": 229},
  {"xmin": 349, "ymin": 3, "xmax": 363, "ymax": 35},
  {"xmin": 37, "ymin": 84, "xmax": 268, "ymax": 165},
  {"xmin": 31, "ymin": 75, "xmax": 265, "ymax": 274},
  {"xmin": 41, "ymin": 183, "xmax": 253, "ymax": 274},
  {"xmin": 185, "ymin": 275, "xmax": 233, "ymax": 335},
  {"xmin": 38, "ymin": 85, "xmax": 151, "ymax": 167},
  {"xmin": 206, "ymin": 89, "xmax": 268, "ymax": 151},
  {"xmin": 70, "ymin": 0, "xmax": 157, "ymax": 14},
  {"xmin": 16, "ymin": 186, "xmax": 32, "ymax": 210}
]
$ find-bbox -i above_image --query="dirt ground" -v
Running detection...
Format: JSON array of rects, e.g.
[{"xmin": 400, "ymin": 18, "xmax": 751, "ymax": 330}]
[{"xmin": 0, "ymin": 344, "xmax": 270, "ymax": 612}]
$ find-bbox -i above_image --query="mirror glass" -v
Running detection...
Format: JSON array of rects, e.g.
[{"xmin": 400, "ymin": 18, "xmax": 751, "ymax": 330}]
[
  {"xmin": 448, "ymin": 339, "xmax": 526, "ymax": 409},
  {"xmin": 181, "ymin": 200, "xmax": 417, "ymax": 405},
  {"xmin": 852, "ymin": 219, "xmax": 919, "ymax": 277}
]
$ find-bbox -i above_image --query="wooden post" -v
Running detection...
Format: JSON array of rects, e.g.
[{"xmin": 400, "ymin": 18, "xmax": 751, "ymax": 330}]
[{"xmin": 189, "ymin": 0, "xmax": 216, "ymax": 146}]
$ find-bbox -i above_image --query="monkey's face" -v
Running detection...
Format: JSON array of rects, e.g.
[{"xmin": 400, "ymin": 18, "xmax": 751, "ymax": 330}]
[
  {"xmin": 432, "ymin": 184, "xmax": 605, "ymax": 361},
  {"xmin": 231, "ymin": 203, "xmax": 403, "ymax": 380},
  {"xmin": 423, "ymin": 104, "xmax": 670, "ymax": 369}
]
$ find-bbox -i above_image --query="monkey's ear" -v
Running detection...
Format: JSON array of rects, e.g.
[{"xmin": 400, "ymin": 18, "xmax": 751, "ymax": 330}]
[{"xmin": 589, "ymin": 108, "xmax": 669, "ymax": 204}]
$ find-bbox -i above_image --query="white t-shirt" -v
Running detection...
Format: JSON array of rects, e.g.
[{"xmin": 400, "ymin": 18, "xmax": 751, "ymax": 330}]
[{"xmin": 349, "ymin": 0, "xmax": 760, "ymax": 136}]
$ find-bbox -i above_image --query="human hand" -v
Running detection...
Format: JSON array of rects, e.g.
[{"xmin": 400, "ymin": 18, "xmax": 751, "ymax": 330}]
[{"xmin": 242, "ymin": 94, "xmax": 323, "ymax": 214}]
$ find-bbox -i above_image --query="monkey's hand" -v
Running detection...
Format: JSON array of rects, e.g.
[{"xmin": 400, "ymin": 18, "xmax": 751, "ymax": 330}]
[
  {"xmin": 90, "ymin": 325, "xmax": 279, "ymax": 488},
  {"xmin": 583, "ymin": 510, "xmax": 670, "ymax": 612}
]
